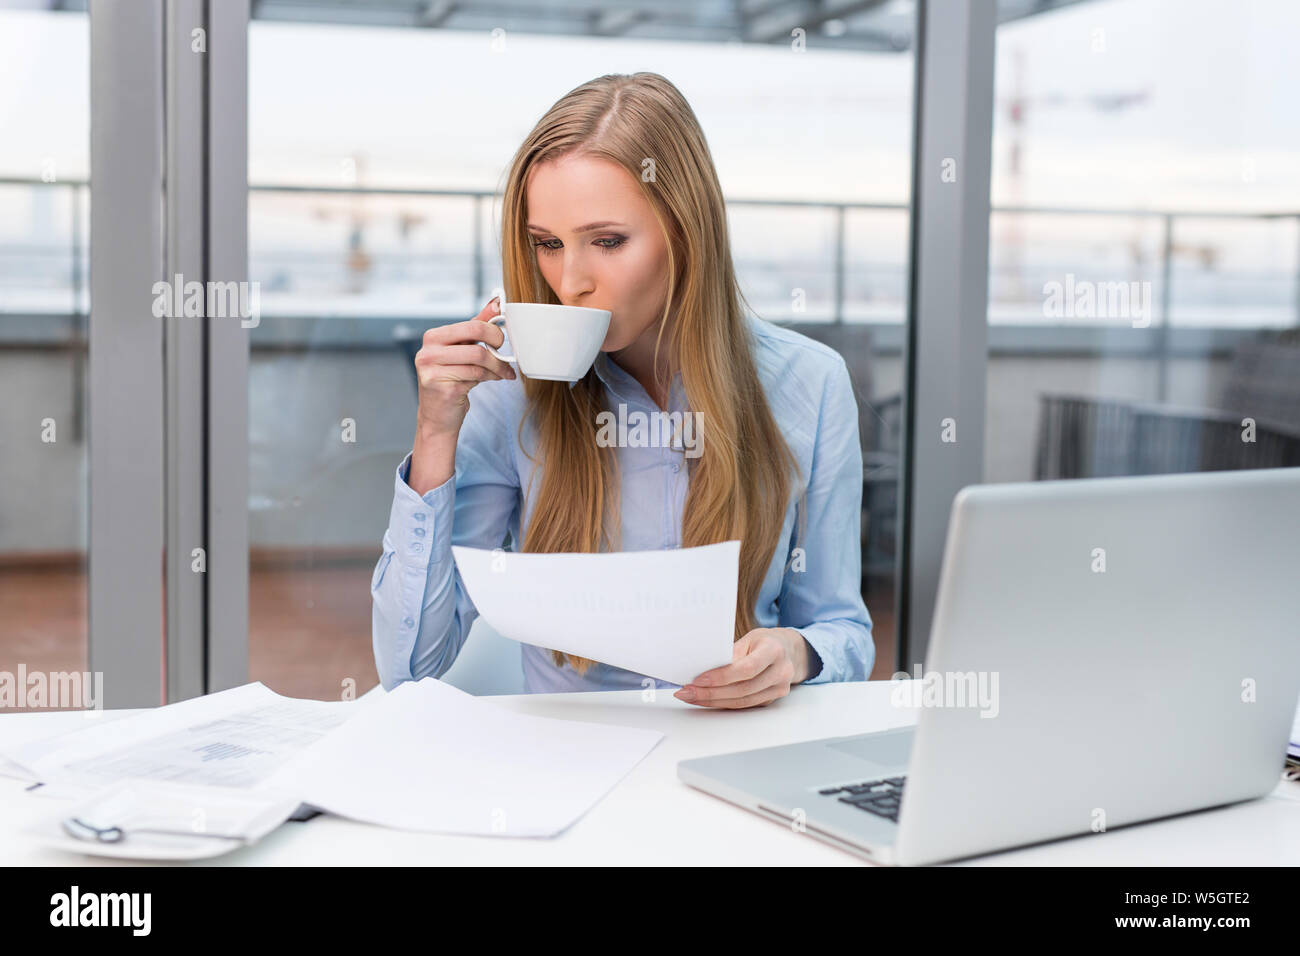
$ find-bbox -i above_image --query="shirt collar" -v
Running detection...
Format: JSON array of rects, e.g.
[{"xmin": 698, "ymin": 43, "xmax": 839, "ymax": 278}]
[{"xmin": 592, "ymin": 351, "xmax": 687, "ymax": 414}]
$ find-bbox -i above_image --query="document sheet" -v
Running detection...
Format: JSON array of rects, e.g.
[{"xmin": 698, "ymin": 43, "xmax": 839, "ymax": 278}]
[
  {"xmin": 452, "ymin": 539, "xmax": 739, "ymax": 685},
  {"xmin": 2, "ymin": 682, "xmax": 355, "ymax": 793},
  {"xmin": 288, "ymin": 677, "xmax": 664, "ymax": 837},
  {"xmin": 4, "ymin": 678, "xmax": 664, "ymax": 857}
]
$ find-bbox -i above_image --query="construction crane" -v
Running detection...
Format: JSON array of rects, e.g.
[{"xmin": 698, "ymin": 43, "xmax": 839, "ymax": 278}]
[
  {"xmin": 997, "ymin": 45, "xmax": 1155, "ymax": 301},
  {"xmin": 308, "ymin": 152, "xmax": 429, "ymax": 295}
]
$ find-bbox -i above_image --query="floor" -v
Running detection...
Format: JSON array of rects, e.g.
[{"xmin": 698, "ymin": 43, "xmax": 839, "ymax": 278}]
[{"xmin": 0, "ymin": 566, "xmax": 897, "ymax": 709}]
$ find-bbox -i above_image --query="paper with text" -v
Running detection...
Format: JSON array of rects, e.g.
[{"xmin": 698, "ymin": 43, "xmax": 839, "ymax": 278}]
[
  {"xmin": 0, "ymin": 683, "xmax": 360, "ymax": 793},
  {"xmin": 452, "ymin": 540, "xmax": 739, "ymax": 686}
]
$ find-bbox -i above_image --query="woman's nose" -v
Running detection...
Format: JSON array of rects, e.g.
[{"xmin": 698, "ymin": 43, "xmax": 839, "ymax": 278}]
[
  {"xmin": 559, "ymin": 268, "xmax": 595, "ymax": 302},
  {"xmin": 559, "ymin": 252, "xmax": 598, "ymax": 300}
]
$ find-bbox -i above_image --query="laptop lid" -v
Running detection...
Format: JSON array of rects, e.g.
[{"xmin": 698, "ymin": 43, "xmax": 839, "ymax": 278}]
[{"xmin": 893, "ymin": 467, "xmax": 1300, "ymax": 866}]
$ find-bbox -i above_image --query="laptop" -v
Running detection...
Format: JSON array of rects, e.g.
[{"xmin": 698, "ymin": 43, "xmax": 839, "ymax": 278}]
[{"xmin": 678, "ymin": 467, "xmax": 1300, "ymax": 865}]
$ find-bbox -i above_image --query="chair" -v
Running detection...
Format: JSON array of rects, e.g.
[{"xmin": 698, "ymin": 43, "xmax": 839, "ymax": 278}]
[
  {"xmin": 777, "ymin": 321, "xmax": 900, "ymax": 588},
  {"xmin": 1035, "ymin": 329, "xmax": 1300, "ymax": 479},
  {"xmin": 439, "ymin": 618, "xmax": 526, "ymax": 696}
]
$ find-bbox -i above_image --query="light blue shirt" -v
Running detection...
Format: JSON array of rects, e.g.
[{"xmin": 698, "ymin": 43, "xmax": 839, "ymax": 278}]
[{"xmin": 371, "ymin": 314, "xmax": 874, "ymax": 694}]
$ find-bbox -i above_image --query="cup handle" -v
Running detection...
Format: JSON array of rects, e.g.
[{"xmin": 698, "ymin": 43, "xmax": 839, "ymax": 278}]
[{"xmin": 483, "ymin": 314, "xmax": 519, "ymax": 364}]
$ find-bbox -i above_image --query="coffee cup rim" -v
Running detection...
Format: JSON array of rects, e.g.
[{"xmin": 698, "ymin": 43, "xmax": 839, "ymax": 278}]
[{"xmin": 503, "ymin": 302, "xmax": 611, "ymax": 317}]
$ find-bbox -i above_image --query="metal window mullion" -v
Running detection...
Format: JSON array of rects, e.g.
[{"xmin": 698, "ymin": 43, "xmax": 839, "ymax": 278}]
[
  {"xmin": 897, "ymin": 0, "xmax": 996, "ymax": 670},
  {"xmin": 89, "ymin": 0, "xmax": 167, "ymax": 708},
  {"xmin": 205, "ymin": 0, "xmax": 251, "ymax": 692},
  {"xmin": 164, "ymin": 0, "xmax": 209, "ymax": 703}
]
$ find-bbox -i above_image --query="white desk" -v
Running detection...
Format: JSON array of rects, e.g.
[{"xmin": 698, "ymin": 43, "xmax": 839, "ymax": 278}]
[{"xmin": 2, "ymin": 681, "xmax": 1297, "ymax": 866}]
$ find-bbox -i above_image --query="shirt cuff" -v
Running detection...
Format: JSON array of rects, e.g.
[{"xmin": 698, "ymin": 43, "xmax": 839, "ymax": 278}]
[
  {"xmin": 390, "ymin": 450, "xmax": 455, "ymax": 573},
  {"xmin": 791, "ymin": 625, "xmax": 831, "ymax": 684}
]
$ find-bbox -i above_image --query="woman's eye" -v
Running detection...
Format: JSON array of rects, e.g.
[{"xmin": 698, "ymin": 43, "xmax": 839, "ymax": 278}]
[{"xmin": 532, "ymin": 236, "xmax": 626, "ymax": 255}]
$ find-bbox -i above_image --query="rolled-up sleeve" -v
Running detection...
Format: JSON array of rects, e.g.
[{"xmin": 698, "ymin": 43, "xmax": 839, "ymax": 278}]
[
  {"xmin": 777, "ymin": 356, "xmax": 875, "ymax": 683},
  {"xmin": 371, "ymin": 383, "xmax": 520, "ymax": 690}
]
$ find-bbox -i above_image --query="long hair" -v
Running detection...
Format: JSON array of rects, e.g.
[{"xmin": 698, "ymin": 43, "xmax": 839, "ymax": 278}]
[{"xmin": 496, "ymin": 72, "xmax": 806, "ymax": 675}]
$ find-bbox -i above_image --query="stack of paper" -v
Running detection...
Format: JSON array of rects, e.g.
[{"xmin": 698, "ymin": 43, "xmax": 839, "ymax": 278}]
[
  {"xmin": 1289, "ymin": 697, "xmax": 1300, "ymax": 762},
  {"xmin": 2, "ymin": 678, "xmax": 663, "ymax": 859},
  {"xmin": 3, "ymin": 683, "xmax": 358, "ymax": 794}
]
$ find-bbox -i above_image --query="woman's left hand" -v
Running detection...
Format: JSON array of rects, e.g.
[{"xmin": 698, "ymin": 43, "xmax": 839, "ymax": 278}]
[{"xmin": 674, "ymin": 627, "xmax": 811, "ymax": 709}]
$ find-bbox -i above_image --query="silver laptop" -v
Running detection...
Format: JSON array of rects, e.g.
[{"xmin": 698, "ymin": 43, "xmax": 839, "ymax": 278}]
[{"xmin": 678, "ymin": 467, "xmax": 1300, "ymax": 865}]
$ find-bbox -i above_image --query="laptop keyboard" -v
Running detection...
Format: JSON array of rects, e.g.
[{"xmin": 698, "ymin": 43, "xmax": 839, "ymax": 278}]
[{"xmin": 818, "ymin": 776, "xmax": 906, "ymax": 823}]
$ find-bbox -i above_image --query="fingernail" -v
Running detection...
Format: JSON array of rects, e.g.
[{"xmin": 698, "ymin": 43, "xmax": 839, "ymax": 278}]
[
  {"xmin": 676, "ymin": 687, "xmax": 696, "ymax": 701},
  {"xmin": 489, "ymin": 296, "xmax": 500, "ymax": 312}
]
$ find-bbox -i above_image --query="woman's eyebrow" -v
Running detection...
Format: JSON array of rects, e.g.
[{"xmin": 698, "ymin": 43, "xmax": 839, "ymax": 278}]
[{"xmin": 526, "ymin": 221, "xmax": 627, "ymax": 234}]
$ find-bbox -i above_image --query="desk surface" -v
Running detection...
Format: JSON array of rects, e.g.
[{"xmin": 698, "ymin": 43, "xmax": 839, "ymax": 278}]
[{"xmin": 2, "ymin": 681, "xmax": 1297, "ymax": 866}]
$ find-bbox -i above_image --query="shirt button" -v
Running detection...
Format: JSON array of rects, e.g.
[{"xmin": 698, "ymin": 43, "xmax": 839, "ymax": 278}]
[
  {"xmin": 411, "ymin": 542, "xmax": 423, "ymax": 553},
  {"xmin": 413, "ymin": 512, "xmax": 425, "ymax": 522},
  {"xmin": 403, "ymin": 617, "xmax": 414, "ymax": 628},
  {"xmin": 671, "ymin": 462, "xmax": 681, "ymax": 473},
  {"xmin": 413, "ymin": 527, "xmax": 426, "ymax": 537}
]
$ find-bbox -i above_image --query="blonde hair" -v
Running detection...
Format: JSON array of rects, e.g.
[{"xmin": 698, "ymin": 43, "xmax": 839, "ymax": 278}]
[{"xmin": 496, "ymin": 72, "xmax": 806, "ymax": 675}]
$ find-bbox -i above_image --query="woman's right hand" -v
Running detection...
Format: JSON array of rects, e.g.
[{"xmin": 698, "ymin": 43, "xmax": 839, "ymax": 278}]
[{"xmin": 414, "ymin": 297, "xmax": 517, "ymax": 438}]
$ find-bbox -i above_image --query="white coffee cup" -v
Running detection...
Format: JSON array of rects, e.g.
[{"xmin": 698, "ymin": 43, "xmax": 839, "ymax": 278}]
[{"xmin": 484, "ymin": 301, "xmax": 612, "ymax": 382}]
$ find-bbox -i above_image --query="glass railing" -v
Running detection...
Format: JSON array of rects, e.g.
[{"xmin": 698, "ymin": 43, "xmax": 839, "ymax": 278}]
[{"xmin": 4, "ymin": 178, "xmax": 1296, "ymax": 340}]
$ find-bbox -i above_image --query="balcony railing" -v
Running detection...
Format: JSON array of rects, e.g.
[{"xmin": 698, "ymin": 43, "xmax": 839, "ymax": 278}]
[{"xmin": 2, "ymin": 176, "xmax": 1298, "ymax": 369}]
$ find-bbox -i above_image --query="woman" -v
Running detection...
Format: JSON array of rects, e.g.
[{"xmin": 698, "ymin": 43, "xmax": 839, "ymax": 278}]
[{"xmin": 372, "ymin": 72, "xmax": 873, "ymax": 708}]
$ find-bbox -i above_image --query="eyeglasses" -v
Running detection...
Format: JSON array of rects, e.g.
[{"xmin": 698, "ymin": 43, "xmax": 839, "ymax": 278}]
[{"xmin": 61, "ymin": 816, "xmax": 249, "ymax": 845}]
